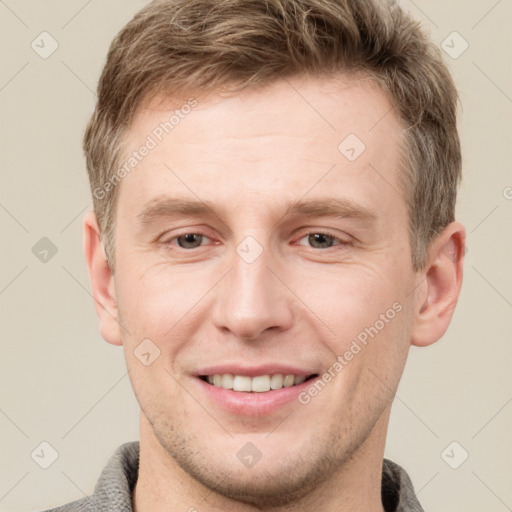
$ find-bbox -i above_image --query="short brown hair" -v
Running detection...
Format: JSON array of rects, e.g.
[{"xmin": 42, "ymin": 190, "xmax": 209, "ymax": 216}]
[{"xmin": 84, "ymin": 0, "xmax": 461, "ymax": 273}]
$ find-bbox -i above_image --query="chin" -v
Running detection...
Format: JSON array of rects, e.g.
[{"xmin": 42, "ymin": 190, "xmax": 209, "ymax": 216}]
[{"xmin": 186, "ymin": 461, "xmax": 320, "ymax": 508}]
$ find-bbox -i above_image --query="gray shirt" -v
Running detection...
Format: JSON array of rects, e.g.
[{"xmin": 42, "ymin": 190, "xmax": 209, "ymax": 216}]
[{"xmin": 41, "ymin": 441, "xmax": 424, "ymax": 511}]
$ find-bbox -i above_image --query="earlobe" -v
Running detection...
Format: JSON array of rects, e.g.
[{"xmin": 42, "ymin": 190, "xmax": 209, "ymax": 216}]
[
  {"xmin": 83, "ymin": 210, "xmax": 123, "ymax": 346},
  {"xmin": 410, "ymin": 222, "xmax": 466, "ymax": 347}
]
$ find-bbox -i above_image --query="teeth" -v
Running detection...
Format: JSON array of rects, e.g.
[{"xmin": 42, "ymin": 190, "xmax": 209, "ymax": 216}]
[
  {"xmin": 221, "ymin": 374, "xmax": 233, "ymax": 389},
  {"xmin": 283, "ymin": 375, "xmax": 295, "ymax": 387},
  {"xmin": 233, "ymin": 375, "xmax": 252, "ymax": 392},
  {"xmin": 204, "ymin": 373, "xmax": 310, "ymax": 392},
  {"xmin": 270, "ymin": 374, "xmax": 283, "ymax": 389},
  {"xmin": 251, "ymin": 375, "xmax": 270, "ymax": 392}
]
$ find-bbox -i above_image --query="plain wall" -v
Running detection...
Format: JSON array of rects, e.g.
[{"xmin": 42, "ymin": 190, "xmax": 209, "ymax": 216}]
[{"xmin": 1, "ymin": 0, "xmax": 511, "ymax": 510}]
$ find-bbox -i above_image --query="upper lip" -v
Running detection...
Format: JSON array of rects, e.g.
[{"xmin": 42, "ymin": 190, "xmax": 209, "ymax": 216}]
[{"xmin": 194, "ymin": 364, "xmax": 317, "ymax": 378}]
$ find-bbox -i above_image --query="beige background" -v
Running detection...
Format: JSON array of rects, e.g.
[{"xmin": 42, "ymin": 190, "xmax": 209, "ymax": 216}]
[{"xmin": 1, "ymin": 1, "xmax": 511, "ymax": 510}]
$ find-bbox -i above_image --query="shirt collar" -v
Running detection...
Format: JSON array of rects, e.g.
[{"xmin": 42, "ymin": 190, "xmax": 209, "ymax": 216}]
[{"xmin": 92, "ymin": 441, "xmax": 424, "ymax": 511}]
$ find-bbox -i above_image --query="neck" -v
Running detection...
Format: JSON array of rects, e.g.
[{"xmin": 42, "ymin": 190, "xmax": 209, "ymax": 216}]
[{"xmin": 133, "ymin": 410, "xmax": 390, "ymax": 512}]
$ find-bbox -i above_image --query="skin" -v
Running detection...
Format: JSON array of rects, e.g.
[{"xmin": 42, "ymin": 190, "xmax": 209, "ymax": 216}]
[{"xmin": 84, "ymin": 74, "xmax": 465, "ymax": 511}]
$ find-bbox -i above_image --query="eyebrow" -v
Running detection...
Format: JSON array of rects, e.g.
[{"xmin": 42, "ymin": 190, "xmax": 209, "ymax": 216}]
[{"xmin": 137, "ymin": 195, "xmax": 377, "ymax": 228}]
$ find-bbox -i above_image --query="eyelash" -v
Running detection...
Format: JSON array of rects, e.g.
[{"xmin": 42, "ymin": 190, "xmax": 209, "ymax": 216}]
[{"xmin": 163, "ymin": 229, "xmax": 351, "ymax": 251}]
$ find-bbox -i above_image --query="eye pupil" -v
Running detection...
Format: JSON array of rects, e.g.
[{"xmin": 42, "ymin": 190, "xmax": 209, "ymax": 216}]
[
  {"xmin": 177, "ymin": 233, "xmax": 203, "ymax": 249},
  {"xmin": 308, "ymin": 233, "xmax": 334, "ymax": 249}
]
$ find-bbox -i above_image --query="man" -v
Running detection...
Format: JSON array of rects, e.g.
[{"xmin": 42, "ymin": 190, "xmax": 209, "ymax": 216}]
[{"xmin": 45, "ymin": 0, "xmax": 465, "ymax": 510}]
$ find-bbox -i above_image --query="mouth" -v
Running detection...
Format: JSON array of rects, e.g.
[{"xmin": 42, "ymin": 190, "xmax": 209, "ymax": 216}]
[{"xmin": 198, "ymin": 373, "xmax": 319, "ymax": 393}]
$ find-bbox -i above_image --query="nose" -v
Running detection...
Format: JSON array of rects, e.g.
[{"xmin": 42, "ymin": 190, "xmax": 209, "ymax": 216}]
[{"xmin": 211, "ymin": 238, "xmax": 294, "ymax": 341}]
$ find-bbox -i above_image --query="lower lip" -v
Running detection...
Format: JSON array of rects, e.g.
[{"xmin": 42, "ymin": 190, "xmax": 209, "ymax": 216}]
[{"xmin": 195, "ymin": 377, "xmax": 314, "ymax": 416}]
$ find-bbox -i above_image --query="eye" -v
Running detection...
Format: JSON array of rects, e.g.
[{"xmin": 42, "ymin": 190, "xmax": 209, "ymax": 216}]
[
  {"xmin": 163, "ymin": 230, "xmax": 350, "ymax": 252},
  {"xmin": 168, "ymin": 231, "xmax": 212, "ymax": 249},
  {"xmin": 296, "ymin": 231, "xmax": 349, "ymax": 249}
]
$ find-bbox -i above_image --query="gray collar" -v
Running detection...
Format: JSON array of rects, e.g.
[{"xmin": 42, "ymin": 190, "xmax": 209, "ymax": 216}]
[{"xmin": 47, "ymin": 441, "xmax": 424, "ymax": 511}]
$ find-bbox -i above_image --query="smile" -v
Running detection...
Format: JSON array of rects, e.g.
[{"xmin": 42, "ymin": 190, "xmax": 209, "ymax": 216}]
[{"xmin": 199, "ymin": 373, "xmax": 318, "ymax": 392}]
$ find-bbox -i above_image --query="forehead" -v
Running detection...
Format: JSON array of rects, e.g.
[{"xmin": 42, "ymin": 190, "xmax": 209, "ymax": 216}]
[{"xmin": 118, "ymin": 73, "xmax": 406, "ymax": 222}]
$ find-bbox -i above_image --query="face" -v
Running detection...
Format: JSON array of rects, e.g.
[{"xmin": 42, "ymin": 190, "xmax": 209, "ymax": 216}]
[{"xmin": 110, "ymin": 75, "xmax": 421, "ymax": 505}]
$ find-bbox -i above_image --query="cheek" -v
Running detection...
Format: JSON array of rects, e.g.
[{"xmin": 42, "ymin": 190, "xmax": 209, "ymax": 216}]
[
  {"xmin": 305, "ymin": 263, "xmax": 413, "ymax": 396},
  {"xmin": 305, "ymin": 264, "xmax": 405, "ymax": 343},
  {"xmin": 116, "ymin": 265, "xmax": 209, "ymax": 341}
]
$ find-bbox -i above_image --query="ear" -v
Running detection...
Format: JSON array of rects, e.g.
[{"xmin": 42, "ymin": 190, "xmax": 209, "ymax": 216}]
[
  {"xmin": 83, "ymin": 210, "xmax": 123, "ymax": 346},
  {"xmin": 410, "ymin": 221, "xmax": 466, "ymax": 347}
]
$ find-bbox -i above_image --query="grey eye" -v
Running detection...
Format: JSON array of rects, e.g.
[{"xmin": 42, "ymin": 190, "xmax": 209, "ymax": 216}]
[
  {"xmin": 301, "ymin": 233, "xmax": 338, "ymax": 249},
  {"xmin": 176, "ymin": 233, "xmax": 206, "ymax": 249}
]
